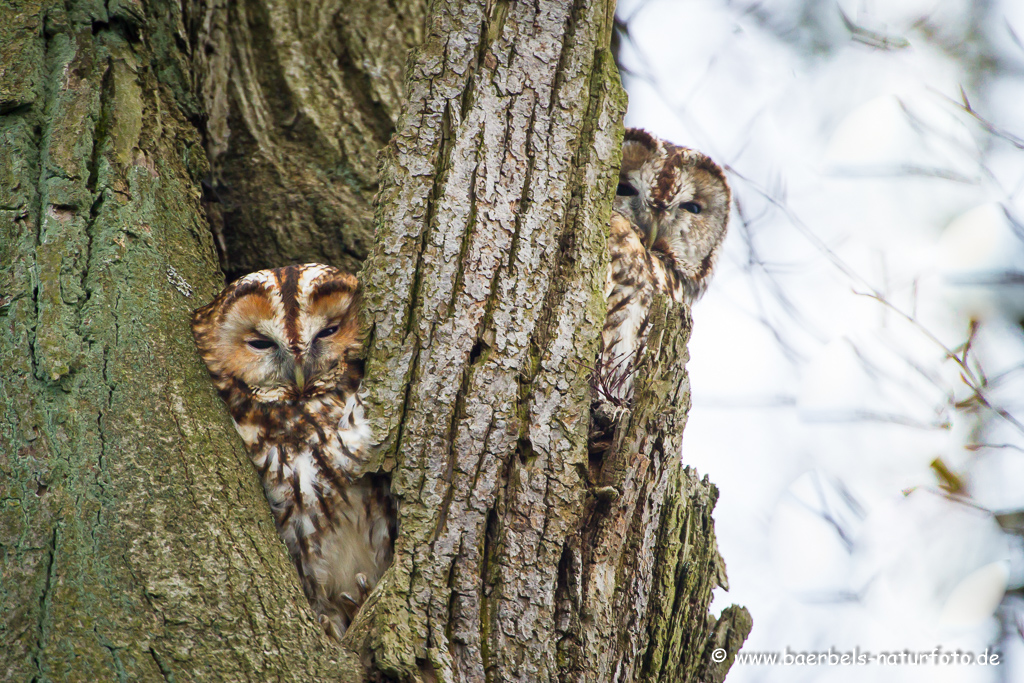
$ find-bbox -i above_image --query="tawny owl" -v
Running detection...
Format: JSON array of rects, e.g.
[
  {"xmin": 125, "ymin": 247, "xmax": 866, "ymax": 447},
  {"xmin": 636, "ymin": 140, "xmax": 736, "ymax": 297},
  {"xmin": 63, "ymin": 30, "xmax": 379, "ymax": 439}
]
[
  {"xmin": 600, "ymin": 128, "xmax": 731, "ymax": 403},
  {"xmin": 191, "ymin": 263, "xmax": 394, "ymax": 639}
]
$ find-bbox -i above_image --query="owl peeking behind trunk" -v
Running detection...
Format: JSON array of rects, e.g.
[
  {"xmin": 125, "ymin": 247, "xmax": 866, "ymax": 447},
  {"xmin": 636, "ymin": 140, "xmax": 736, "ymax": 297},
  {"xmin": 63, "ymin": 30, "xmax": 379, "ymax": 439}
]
[
  {"xmin": 191, "ymin": 264, "xmax": 394, "ymax": 640},
  {"xmin": 600, "ymin": 129, "xmax": 731, "ymax": 404}
]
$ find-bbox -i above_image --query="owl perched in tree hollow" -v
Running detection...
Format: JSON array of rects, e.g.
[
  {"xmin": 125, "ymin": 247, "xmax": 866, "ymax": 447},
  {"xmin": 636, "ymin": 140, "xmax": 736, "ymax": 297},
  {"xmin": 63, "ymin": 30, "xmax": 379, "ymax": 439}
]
[
  {"xmin": 191, "ymin": 263, "xmax": 394, "ymax": 639},
  {"xmin": 600, "ymin": 129, "xmax": 731, "ymax": 403}
]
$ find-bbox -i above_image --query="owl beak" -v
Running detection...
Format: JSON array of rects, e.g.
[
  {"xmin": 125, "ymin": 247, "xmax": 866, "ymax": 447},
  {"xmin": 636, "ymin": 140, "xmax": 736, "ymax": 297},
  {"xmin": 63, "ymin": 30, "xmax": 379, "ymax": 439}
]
[
  {"xmin": 645, "ymin": 225, "xmax": 659, "ymax": 250},
  {"xmin": 294, "ymin": 364, "xmax": 306, "ymax": 391}
]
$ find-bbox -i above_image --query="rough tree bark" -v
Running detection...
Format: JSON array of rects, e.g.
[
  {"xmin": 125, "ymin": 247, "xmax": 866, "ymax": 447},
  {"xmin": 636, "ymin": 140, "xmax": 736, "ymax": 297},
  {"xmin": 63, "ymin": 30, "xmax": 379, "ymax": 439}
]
[
  {"xmin": 0, "ymin": 0, "xmax": 357, "ymax": 680},
  {"xmin": 0, "ymin": 0, "xmax": 368, "ymax": 679},
  {"xmin": 0, "ymin": 0, "xmax": 750, "ymax": 681},
  {"xmin": 188, "ymin": 0, "xmax": 426, "ymax": 279},
  {"xmin": 345, "ymin": 0, "xmax": 752, "ymax": 680}
]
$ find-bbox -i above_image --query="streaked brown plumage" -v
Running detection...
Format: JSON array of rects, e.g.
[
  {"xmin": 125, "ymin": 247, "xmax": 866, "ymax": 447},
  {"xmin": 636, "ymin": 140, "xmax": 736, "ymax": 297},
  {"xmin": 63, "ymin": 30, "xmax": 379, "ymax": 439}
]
[
  {"xmin": 600, "ymin": 129, "xmax": 731, "ymax": 403},
  {"xmin": 191, "ymin": 263, "xmax": 394, "ymax": 638}
]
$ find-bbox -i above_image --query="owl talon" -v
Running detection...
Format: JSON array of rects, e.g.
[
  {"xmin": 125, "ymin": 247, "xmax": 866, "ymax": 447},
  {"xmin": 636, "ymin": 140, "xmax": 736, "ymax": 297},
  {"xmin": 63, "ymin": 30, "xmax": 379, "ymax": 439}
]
[
  {"xmin": 318, "ymin": 614, "xmax": 343, "ymax": 641},
  {"xmin": 356, "ymin": 572, "xmax": 369, "ymax": 598},
  {"xmin": 339, "ymin": 592, "xmax": 360, "ymax": 608}
]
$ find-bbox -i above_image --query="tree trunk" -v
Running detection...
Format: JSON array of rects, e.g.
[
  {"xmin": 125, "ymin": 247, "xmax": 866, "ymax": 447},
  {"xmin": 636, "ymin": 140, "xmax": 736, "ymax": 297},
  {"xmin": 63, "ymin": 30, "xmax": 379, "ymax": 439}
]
[
  {"xmin": 349, "ymin": 0, "xmax": 751, "ymax": 681},
  {"xmin": 0, "ymin": 0, "xmax": 749, "ymax": 681},
  {"xmin": 0, "ymin": 1, "xmax": 356, "ymax": 680}
]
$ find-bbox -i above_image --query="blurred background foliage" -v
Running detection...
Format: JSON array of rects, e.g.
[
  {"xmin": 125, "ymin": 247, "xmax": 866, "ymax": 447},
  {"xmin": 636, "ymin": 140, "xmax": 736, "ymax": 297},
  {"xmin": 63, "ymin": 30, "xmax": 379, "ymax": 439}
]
[{"xmin": 615, "ymin": 1, "xmax": 1024, "ymax": 681}]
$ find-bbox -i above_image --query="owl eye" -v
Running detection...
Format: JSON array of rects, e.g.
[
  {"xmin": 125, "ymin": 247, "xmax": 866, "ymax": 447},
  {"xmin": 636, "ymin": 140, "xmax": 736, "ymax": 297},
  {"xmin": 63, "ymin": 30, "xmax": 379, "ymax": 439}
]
[
  {"xmin": 616, "ymin": 182, "xmax": 639, "ymax": 197},
  {"xmin": 315, "ymin": 325, "xmax": 340, "ymax": 340},
  {"xmin": 246, "ymin": 337, "xmax": 277, "ymax": 351},
  {"xmin": 680, "ymin": 202, "xmax": 701, "ymax": 214}
]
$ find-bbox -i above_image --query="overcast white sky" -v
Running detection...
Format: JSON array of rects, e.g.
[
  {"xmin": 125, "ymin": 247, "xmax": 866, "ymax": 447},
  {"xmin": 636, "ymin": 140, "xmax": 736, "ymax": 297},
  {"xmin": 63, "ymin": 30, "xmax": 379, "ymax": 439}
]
[{"xmin": 617, "ymin": 1, "xmax": 1024, "ymax": 680}]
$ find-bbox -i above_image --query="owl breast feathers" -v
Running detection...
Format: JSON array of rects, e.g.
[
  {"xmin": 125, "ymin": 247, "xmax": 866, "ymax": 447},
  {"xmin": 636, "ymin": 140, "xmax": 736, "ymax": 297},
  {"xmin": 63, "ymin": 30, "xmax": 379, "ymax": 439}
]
[
  {"xmin": 600, "ymin": 129, "xmax": 731, "ymax": 403},
  {"xmin": 191, "ymin": 263, "xmax": 394, "ymax": 639}
]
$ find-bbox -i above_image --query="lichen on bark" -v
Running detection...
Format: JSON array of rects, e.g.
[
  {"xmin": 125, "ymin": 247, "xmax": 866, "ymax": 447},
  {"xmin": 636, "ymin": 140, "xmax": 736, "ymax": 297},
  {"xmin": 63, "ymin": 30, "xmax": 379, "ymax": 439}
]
[{"xmin": 348, "ymin": 0, "xmax": 748, "ymax": 681}]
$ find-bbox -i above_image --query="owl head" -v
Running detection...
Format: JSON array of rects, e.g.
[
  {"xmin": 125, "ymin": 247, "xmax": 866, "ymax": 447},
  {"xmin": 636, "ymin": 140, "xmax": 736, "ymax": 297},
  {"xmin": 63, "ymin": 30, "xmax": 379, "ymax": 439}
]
[
  {"xmin": 614, "ymin": 129, "xmax": 731, "ymax": 298},
  {"xmin": 191, "ymin": 263, "xmax": 361, "ymax": 403}
]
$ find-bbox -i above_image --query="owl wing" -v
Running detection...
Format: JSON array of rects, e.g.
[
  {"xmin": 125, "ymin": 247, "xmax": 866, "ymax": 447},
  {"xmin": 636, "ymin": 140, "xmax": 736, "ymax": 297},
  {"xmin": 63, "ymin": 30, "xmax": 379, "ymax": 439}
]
[
  {"xmin": 601, "ymin": 210, "xmax": 693, "ymax": 405},
  {"xmin": 308, "ymin": 475, "xmax": 396, "ymax": 634},
  {"xmin": 600, "ymin": 212, "xmax": 656, "ymax": 403}
]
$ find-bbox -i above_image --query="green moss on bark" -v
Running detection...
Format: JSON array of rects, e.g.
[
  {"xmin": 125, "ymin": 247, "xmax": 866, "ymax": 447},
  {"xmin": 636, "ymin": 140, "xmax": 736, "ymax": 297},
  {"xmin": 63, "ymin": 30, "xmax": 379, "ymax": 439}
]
[{"xmin": 0, "ymin": 1, "xmax": 360, "ymax": 679}]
